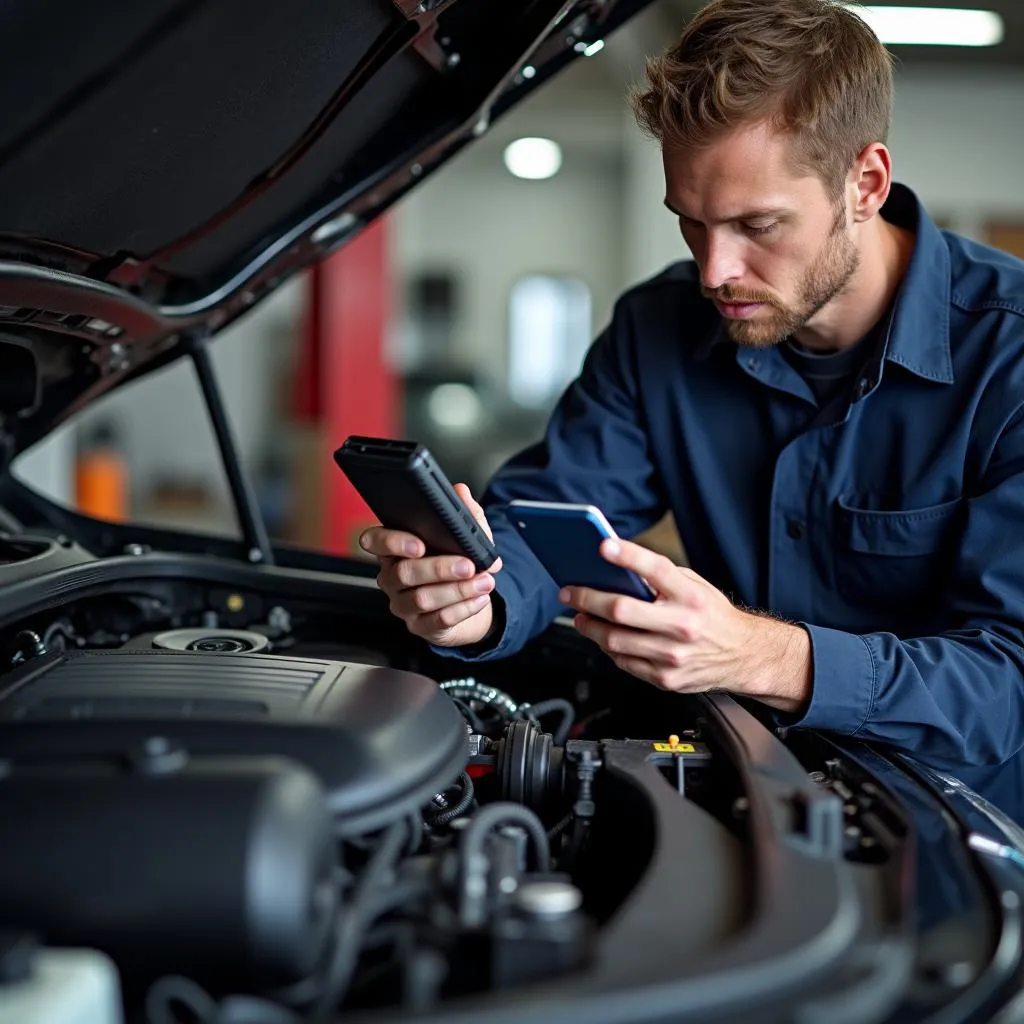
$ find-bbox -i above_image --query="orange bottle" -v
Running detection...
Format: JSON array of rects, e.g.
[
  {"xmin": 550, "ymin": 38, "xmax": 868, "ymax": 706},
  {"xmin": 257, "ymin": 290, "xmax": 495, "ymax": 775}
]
[{"xmin": 75, "ymin": 422, "xmax": 128, "ymax": 523}]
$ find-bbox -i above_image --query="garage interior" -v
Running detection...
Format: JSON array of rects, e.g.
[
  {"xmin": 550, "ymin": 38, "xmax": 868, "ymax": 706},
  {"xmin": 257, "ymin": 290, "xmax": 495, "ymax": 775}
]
[
  {"xmin": 14, "ymin": 0, "xmax": 1024, "ymax": 569},
  {"xmin": 4, "ymin": 3, "xmax": 1024, "ymax": 1023}
]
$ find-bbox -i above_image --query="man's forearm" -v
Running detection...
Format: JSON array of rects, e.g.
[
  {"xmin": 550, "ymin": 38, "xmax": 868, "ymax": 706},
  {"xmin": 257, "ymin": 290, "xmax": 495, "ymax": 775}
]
[{"xmin": 736, "ymin": 615, "xmax": 814, "ymax": 715}]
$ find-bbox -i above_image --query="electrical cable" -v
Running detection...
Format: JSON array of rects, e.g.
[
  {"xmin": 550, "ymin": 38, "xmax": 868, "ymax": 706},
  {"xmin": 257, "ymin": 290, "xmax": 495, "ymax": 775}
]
[
  {"xmin": 547, "ymin": 811, "xmax": 574, "ymax": 841},
  {"xmin": 425, "ymin": 772, "xmax": 475, "ymax": 827},
  {"xmin": 146, "ymin": 976, "xmax": 220, "ymax": 1024},
  {"xmin": 405, "ymin": 811, "xmax": 424, "ymax": 855},
  {"xmin": 310, "ymin": 818, "xmax": 409, "ymax": 1023},
  {"xmin": 147, "ymin": 975, "xmax": 306, "ymax": 1024},
  {"xmin": 362, "ymin": 878, "xmax": 434, "ymax": 920}
]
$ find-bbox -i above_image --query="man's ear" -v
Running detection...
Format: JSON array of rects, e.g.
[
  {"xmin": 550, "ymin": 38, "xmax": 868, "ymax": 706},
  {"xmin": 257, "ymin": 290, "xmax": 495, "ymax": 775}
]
[{"xmin": 850, "ymin": 142, "xmax": 893, "ymax": 223}]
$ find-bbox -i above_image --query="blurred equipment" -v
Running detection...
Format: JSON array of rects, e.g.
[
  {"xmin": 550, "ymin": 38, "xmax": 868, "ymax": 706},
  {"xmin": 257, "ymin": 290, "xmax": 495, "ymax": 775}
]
[
  {"xmin": 0, "ymin": 939, "xmax": 122, "ymax": 1024},
  {"xmin": 74, "ymin": 421, "xmax": 127, "ymax": 523},
  {"xmin": 288, "ymin": 222, "xmax": 399, "ymax": 555}
]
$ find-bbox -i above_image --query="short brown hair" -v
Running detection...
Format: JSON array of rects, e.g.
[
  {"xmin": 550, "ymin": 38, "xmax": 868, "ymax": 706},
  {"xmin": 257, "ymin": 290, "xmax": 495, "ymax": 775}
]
[{"xmin": 630, "ymin": 0, "xmax": 894, "ymax": 198}]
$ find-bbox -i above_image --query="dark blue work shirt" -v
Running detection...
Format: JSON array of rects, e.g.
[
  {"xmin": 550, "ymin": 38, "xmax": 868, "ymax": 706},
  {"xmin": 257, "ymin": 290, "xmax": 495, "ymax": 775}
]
[{"xmin": 440, "ymin": 184, "xmax": 1024, "ymax": 815}]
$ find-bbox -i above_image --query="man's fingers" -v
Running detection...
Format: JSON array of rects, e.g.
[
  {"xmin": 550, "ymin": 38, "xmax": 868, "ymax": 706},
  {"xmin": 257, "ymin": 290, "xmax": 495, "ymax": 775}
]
[
  {"xmin": 392, "ymin": 575, "xmax": 494, "ymax": 616},
  {"xmin": 559, "ymin": 585, "xmax": 696, "ymax": 641},
  {"xmin": 454, "ymin": 482, "xmax": 487, "ymax": 531},
  {"xmin": 382, "ymin": 554, "xmax": 479, "ymax": 591},
  {"xmin": 574, "ymin": 613, "xmax": 687, "ymax": 665},
  {"xmin": 453, "ymin": 482, "xmax": 503, "ymax": 572},
  {"xmin": 408, "ymin": 594, "xmax": 491, "ymax": 637},
  {"xmin": 360, "ymin": 526, "xmax": 424, "ymax": 559},
  {"xmin": 598, "ymin": 539, "xmax": 699, "ymax": 604}
]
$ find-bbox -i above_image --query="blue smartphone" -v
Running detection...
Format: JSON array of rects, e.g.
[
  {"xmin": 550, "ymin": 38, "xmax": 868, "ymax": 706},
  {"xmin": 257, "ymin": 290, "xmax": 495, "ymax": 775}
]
[{"xmin": 507, "ymin": 500, "xmax": 656, "ymax": 602}]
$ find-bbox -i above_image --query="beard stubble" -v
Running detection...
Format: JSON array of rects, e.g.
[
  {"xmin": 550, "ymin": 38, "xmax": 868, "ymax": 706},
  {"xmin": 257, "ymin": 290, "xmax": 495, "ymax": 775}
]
[{"xmin": 708, "ymin": 203, "xmax": 860, "ymax": 348}]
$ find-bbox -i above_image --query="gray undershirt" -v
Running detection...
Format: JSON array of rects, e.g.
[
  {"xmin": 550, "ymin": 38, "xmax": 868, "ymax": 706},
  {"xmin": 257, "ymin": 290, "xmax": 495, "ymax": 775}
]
[{"xmin": 781, "ymin": 321, "xmax": 882, "ymax": 407}]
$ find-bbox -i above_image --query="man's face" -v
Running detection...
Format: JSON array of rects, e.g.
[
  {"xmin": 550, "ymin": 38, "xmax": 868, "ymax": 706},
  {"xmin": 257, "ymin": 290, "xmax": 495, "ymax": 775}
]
[{"xmin": 663, "ymin": 122, "xmax": 859, "ymax": 347}]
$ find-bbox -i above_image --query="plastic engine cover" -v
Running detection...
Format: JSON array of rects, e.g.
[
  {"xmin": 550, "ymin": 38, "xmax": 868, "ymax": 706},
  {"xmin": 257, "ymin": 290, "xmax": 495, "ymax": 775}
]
[{"xmin": 0, "ymin": 649, "xmax": 468, "ymax": 836}]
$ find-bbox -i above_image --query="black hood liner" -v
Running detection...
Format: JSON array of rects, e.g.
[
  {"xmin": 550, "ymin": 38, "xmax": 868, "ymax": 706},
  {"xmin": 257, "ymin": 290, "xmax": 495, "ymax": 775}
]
[
  {"xmin": 0, "ymin": 0, "xmax": 656, "ymax": 457},
  {"xmin": 0, "ymin": 0, "xmax": 412, "ymax": 285}
]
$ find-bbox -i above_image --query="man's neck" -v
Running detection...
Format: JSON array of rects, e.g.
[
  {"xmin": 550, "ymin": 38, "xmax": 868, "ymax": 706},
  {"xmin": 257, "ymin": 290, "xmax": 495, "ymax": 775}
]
[{"xmin": 793, "ymin": 218, "xmax": 916, "ymax": 353}]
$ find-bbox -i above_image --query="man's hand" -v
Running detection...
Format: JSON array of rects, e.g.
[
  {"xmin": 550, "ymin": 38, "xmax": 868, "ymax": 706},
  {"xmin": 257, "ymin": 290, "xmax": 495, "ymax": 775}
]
[
  {"xmin": 559, "ymin": 538, "xmax": 812, "ymax": 713},
  {"xmin": 359, "ymin": 484, "xmax": 503, "ymax": 649}
]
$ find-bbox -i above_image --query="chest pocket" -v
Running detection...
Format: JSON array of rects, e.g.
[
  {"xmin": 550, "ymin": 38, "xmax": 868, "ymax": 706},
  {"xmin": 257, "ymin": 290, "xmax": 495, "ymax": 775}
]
[{"xmin": 833, "ymin": 495, "xmax": 964, "ymax": 613}]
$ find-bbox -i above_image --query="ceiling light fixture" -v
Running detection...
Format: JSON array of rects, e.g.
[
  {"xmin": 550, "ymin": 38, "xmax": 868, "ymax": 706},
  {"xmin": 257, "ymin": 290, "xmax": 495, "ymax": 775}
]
[
  {"xmin": 843, "ymin": 5, "xmax": 1004, "ymax": 47},
  {"xmin": 503, "ymin": 137, "xmax": 563, "ymax": 180}
]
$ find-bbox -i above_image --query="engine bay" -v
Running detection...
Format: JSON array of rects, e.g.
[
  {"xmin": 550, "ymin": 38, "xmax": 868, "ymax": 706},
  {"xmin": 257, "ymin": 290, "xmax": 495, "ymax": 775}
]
[
  {"xmin": 0, "ymin": 576, "xmax": 723, "ymax": 1022},
  {"xmin": 0, "ymin": 551, "xmax": 984, "ymax": 1024}
]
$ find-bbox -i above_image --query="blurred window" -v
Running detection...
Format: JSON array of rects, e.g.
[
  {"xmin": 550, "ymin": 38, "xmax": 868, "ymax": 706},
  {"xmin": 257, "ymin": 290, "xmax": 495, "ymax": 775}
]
[{"xmin": 507, "ymin": 275, "xmax": 592, "ymax": 409}]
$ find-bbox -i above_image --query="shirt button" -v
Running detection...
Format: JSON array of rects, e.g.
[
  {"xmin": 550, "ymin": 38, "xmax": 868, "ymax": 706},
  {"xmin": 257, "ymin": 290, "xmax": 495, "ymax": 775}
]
[
  {"xmin": 786, "ymin": 519, "xmax": 805, "ymax": 540},
  {"xmin": 747, "ymin": 357, "xmax": 761, "ymax": 371},
  {"xmin": 856, "ymin": 377, "xmax": 874, "ymax": 398}
]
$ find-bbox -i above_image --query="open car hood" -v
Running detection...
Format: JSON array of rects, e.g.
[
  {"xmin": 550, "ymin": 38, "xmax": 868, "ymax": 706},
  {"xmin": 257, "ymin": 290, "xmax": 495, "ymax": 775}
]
[{"xmin": 0, "ymin": 0, "xmax": 654, "ymax": 460}]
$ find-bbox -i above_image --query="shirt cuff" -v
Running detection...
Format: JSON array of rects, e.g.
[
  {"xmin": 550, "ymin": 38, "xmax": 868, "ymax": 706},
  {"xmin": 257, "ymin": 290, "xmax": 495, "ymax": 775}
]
[{"xmin": 783, "ymin": 623, "xmax": 877, "ymax": 735}]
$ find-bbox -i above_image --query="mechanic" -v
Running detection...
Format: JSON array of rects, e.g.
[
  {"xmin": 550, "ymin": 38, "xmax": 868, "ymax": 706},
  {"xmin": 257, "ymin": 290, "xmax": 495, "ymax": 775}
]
[{"xmin": 361, "ymin": 0, "xmax": 1024, "ymax": 816}]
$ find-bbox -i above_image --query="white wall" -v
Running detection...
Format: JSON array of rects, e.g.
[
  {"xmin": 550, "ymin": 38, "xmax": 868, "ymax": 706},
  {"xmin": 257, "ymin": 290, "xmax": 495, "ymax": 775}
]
[
  {"xmin": 886, "ymin": 64, "xmax": 1024, "ymax": 236},
  {"xmin": 15, "ymin": 422, "xmax": 76, "ymax": 508},
  {"xmin": 622, "ymin": 123, "xmax": 690, "ymax": 288},
  {"xmin": 390, "ymin": 70, "xmax": 627, "ymax": 388},
  {"xmin": 392, "ymin": 148, "xmax": 625, "ymax": 387}
]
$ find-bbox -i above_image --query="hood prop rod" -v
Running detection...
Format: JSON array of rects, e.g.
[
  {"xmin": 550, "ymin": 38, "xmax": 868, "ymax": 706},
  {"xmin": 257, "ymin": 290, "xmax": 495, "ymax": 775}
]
[{"xmin": 186, "ymin": 332, "xmax": 274, "ymax": 566}]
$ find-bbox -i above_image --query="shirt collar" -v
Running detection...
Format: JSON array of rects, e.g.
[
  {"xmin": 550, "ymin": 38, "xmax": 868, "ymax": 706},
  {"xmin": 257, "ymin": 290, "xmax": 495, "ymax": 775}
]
[
  {"xmin": 693, "ymin": 183, "xmax": 954, "ymax": 384},
  {"xmin": 879, "ymin": 183, "xmax": 954, "ymax": 383}
]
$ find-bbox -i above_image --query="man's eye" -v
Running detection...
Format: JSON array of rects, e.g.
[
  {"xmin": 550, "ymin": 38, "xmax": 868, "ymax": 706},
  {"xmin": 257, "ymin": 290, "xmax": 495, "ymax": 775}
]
[{"xmin": 745, "ymin": 222, "xmax": 778, "ymax": 237}]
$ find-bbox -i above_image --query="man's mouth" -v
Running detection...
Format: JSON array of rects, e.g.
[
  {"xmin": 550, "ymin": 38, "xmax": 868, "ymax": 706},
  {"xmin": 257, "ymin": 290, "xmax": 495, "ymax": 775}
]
[{"xmin": 715, "ymin": 299, "xmax": 766, "ymax": 319}]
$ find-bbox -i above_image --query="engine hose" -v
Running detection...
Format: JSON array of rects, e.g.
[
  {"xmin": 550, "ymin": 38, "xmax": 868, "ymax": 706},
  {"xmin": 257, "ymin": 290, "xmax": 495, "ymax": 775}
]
[
  {"xmin": 523, "ymin": 698, "xmax": 575, "ymax": 746},
  {"xmin": 310, "ymin": 818, "xmax": 409, "ymax": 1023},
  {"xmin": 462, "ymin": 803, "xmax": 551, "ymax": 873},
  {"xmin": 426, "ymin": 772, "xmax": 475, "ymax": 827},
  {"xmin": 362, "ymin": 878, "xmax": 434, "ymax": 920},
  {"xmin": 439, "ymin": 678, "xmax": 521, "ymax": 718},
  {"xmin": 146, "ymin": 975, "xmax": 220, "ymax": 1024},
  {"xmin": 459, "ymin": 803, "xmax": 552, "ymax": 928},
  {"xmin": 405, "ymin": 811, "xmax": 424, "ymax": 855}
]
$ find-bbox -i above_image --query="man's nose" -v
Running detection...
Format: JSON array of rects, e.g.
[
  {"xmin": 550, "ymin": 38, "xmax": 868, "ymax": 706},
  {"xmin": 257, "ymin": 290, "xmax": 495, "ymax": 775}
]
[{"xmin": 699, "ymin": 232, "xmax": 745, "ymax": 291}]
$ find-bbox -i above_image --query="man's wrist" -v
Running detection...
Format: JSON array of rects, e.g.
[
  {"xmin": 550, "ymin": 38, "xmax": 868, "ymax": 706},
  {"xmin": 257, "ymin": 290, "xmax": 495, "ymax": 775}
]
[
  {"xmin": 457, "ymin": 594, "xmax": 507, "ymax": 655},
  {"xmin": 737, "ymin": 614, "xmax": 813, "ymax": 714}
]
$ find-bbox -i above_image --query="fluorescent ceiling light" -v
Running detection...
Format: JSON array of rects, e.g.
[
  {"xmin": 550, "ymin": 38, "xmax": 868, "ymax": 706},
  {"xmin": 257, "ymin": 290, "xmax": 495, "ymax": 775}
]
[
  {"xmin": 503, "ymin": 137, "xmax": 563, "ymax": 180},
  {"xmin": 843, "ymin": 5, "xmax": 1004, "ymax": 47}
]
